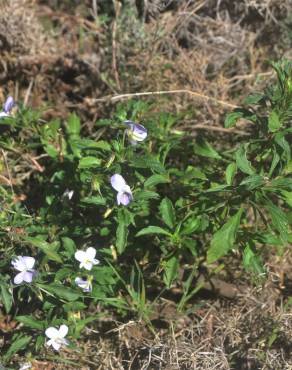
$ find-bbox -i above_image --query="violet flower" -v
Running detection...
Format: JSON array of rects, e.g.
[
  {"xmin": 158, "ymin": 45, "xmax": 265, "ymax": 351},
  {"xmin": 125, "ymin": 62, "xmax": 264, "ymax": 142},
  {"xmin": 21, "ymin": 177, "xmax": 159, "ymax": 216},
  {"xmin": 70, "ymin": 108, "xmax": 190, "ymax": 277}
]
[
  {"xmin": 75, "ymin": 276, "xmax": 93, "ymax": 292},
  {"xmin": 110, "ymin": 174, "xmax": 133, "ymax": 206},
  {"xmin": 124, "ymin": 120, "xmax": 147, "ymax": 144},
  {"xmin": 11, "ymin": 256, "xmax": 37, "ymax": 284},
  {"xmin": 74, "ymin": 247, "xmax": 100, "ymax": 270},
  {"xmin": 45, "ymin": 324, "xmax": 69, "ymax": 351},
  {"xmin": 0, "ymin": 96, "xmax": 14, "ymax": 118}
]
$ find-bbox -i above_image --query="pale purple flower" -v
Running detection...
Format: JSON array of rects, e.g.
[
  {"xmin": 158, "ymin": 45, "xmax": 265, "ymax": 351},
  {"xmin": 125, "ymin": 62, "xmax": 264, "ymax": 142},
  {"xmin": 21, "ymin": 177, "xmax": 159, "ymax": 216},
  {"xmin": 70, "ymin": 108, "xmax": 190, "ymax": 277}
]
[
  {"xmin": 11, "ymin": 256, "xmax": 36, "ymax": 284},
  {"xmin": 125, "ymin": 120, "xmax": 147, "ymax": 144},
  {"xmin": 110, "ymin": 174, "xmax": 133, "ymax": 206},
  {"xmin": 45, "ymin": 324, "xmax": 69, "ymax": 351},
  {"xmin": 74, "ymin": 247, "xmax": 100, "ymax": 270},
  {"xmin": 75, "ymin": 276, "xmax": 92, "ymax": 292},
  {"xmin": 0, "ymin": 96, "xmax": 14, "ymax": 118}
]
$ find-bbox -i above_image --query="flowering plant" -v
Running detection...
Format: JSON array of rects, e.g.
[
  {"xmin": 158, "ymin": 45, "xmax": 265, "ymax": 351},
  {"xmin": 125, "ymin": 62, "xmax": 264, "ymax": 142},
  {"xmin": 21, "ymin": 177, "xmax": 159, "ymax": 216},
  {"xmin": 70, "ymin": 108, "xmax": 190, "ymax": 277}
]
[{"xmin": 0, "ymin": 60, "xmax": 291, "ymax": 364}]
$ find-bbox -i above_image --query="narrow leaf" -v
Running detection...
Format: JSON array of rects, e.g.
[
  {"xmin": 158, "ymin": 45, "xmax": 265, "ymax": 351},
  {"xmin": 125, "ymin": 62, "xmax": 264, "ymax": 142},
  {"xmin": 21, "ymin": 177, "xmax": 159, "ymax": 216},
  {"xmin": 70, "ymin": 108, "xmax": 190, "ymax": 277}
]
[
  {"xmin": 159, "ymin": 197, "xmax": 175, "ymax": 229},
  {"xmin": 235, "ymin": 145, "xmax": 255, "ymax": 175},
  {"xmin": 136, "ymin": 226, "xmax": 171, "ymax": 237}
]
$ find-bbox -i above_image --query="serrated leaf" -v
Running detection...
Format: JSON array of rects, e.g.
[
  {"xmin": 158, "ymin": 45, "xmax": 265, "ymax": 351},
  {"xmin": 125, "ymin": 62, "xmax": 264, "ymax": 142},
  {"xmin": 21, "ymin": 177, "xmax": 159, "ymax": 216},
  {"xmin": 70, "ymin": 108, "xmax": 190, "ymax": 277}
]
[
  {"xmin": 116, "ymin": 221, "xmax": 129, "ymax": 254},
  {"xmin": 224, "ymin": 111, "xmax": 243, "ymax": 128},
  {"xmin": 144, "ymin": 174, "xmax": 169, "ymax": 188},
  {"xmin": 243, "ymin": 245, "xmax": 264, "ymax": 274},
  {"xmin": 225, "ymin": 162, "xmax": 237, "ymax": 185},
  {"xmin": 134, "ymin": 190, "xmax": 160, "ymax": 201},
  {"xmin": 26, "ymin": 237, "xmax": 63, "ymax": 263},
  {"xmin": 243, "ymin": 93, "xmax": 264, "ymax": 105},
  {"xmin": 4, "ymin": 335, "xmax": 32, "ymax": 361},
  {"xmin": 235, "ymin": 145, "xmax": 255, "ymax": 175},
  {"xmin": 16, "ymin": 315, "xmax": 44, "ymax": 330},
  {"xmin": 37, "ymin": 283, "xmax": 80, "ymax": 301},
  {"xmin": 130, "ymin": 155, "xmax": 166, "ymax": 173},
  {"xmin": 207, "ymin": 208, "xmax": 243, "ymax": 263},
  {"xmin": 268, "ymin": 110, "xmax": 281, "ymax": 132},
  {"xmin": 265, "ymin": 202, "xmax": 288, "ymax": 242},
  {"xmin": 163, "ymin": 256, "xmax": 179, "ymax": 288},
  {"xmin": 67, "ymin": 113, "xmax": 81, "ymax": 135},
  {"xmin": 136, "ymin": 226, "xmax": 171, "ymax": 237},
  {"xmin": 240, "ymin": 175, "xmax": 265, "ymax": 190},
  {"xmin": 159, "ymin": 197, "xmax": 175, "ymax": 229},
  {"xmin": 0, "ymin": 282, "xmax": 13, "ymax": 314},
  {"xmin": 78, "ymin": 156, "xmax": 101, "ymax": 169},
  {"xmin": 194, "ymin": 139, "xmax": 221, "ymax": 159},
  {"xmin": 61, "ymin": 237, "xmax": 76, "ymax": 257},
  {"xmin": 269, "ymin": 150, "xmax": 280, "ymax": 177},
  {"xmin": 81, "ymin": 196, "xmax": 106, "ymax": 206}
]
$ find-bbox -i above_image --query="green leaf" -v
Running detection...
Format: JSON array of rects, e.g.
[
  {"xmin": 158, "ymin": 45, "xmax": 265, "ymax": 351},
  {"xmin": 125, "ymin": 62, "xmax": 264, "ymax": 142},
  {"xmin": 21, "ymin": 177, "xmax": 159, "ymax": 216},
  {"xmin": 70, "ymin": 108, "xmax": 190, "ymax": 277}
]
[
  {"xmin": 134, "ymin": 190, "xmax": 160, "ymax": 201},
  {"xmin": 67, "ymin": 113, "xmax": 81, "ymax": 135},
  {"xmin": 235, "ymin": 145, "xmax": 255, "ymax": 175},
  {"xmin": 130, "ymin": 155, "xmax": 166, "ymax": 173},
  {"xmin": 144, "ymin": 174, "xmax": 169, "ymax": 188},
  {"xmin": 194, "ymin": 139, "xmax": 221, "ymax": 159},
  {"xmin": 16, "ymin": 315, "xmax": 44, "ymax": 330},
  {"xmin": 265, "ymin": 202, "xmax": 289, "ymax": 242},
  {"xmin": 78, "ymin": 156, "xmax": 101, "ymax": 169},
  {"xmin": 81, "ymin": 196, "xmax": 106, "ymax": 206},
  {"xmin": 207, "ymin": 208, "xmax": 243, "ymax": 263},
  {"xmin": 181, "ymin": 217, "xmax": 200, "ymax": 235},
  {"xmin": 136, "ymin": 226, "xmax": 171, "ymax": 237},
  {"xmin": 0, "ymin": 282, "xmax": 13, "ymax": 314},
  {"xmin": 275, "ymin": 133, "xmax": 291, "ymax": 161},
  {"xmin": 240, "ymin": 175, "xmax": 265, "ymax": 190},
  {"xmin": 163, "ymin": 256, "xmax": 179, "ymax": 288},
  {"xmin": 26, "ymin": 237, "xmax": 63, "ymax": 263},
  {"xmin": 269, "ymin": 150, "xmax": 280, "ymax": 177},
  {"xmin": 268, "ymin": 110, "xmax": 281, "ymax": 133},
  {"xmin": 116, "ymin": 220, "xmax": 129, "ymax": 255},
  {"xmin": 243, "ymin": 245, "xmax": 264, "ymax": 274},
  {"xmin": 37, "ymin": 283, "xmax": 80, "ymax": 301},
  {"xmin": 243, "ymin": 93, "xmax": 264, "ymax": 105},
  {"xmin": 4, "ymin": 335, "xmax": 31, "ymax": 361},
  {"xmin": 225, "ymin": 162, "xmax": 237, "ymax": 185},
  {"xmin": 159, "ymin": 197, "xmax": 175, "ymax": 229},
  {"xmin": 224, "ymin": 111, "xmax": 243, "ymax": 128},
  {"xmin": 61, "ymin": 237, "xmax": 76, "ymax": 257}
]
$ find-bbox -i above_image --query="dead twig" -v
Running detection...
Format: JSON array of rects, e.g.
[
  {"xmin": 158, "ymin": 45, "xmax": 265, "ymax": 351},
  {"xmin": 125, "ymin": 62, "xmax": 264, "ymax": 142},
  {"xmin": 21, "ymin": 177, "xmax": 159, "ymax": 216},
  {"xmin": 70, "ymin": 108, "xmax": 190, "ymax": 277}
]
[
  {"xmin": 181, "ymin": 123, "xmax": 250, "ymax": 136},
  {"xmin": 92, "ymin": 89, "xmax": 238, "ymax": 109},
  {"xmin": 112, "ymin": 0, "xmax": 121, "ymax": 91}
]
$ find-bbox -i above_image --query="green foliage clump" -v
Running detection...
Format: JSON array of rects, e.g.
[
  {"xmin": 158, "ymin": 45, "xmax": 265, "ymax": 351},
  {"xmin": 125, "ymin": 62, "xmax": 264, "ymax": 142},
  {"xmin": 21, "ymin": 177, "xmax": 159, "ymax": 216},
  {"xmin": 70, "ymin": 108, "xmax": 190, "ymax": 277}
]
[{"xmin": 0, "ymin": 60, "xmax": 291, "ymax": 362}]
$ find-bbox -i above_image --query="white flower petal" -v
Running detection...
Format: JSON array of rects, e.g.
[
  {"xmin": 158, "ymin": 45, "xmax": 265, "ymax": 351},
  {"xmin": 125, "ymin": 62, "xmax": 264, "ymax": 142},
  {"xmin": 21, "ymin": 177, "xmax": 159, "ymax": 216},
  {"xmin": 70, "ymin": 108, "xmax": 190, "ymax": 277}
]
[
  {"xmin": 22, "ymin": 271, "xmax": 35, "ymax": 283},
  {"xmin": 45, "ymin": 327, "xmax": 59, "ymax": 339},
  {"xmin": 74, "ymin": 250, "xmax": 86, "ymax": 262},
  {"xmin": 0, "ymin": 111, "xmax": 9, "ymax": 118},
  {"xmin": 14, "ymin": 272, "xmax": 25, "ymax": 284},
  {"xmin": 59, "ymin": 324, "xmax": 68, "ymax": 338},
  {"xmin": 86, "ymin": 247, "xmax": 96, "ymax": 260},
  {"xmin": 51, "ymin": 340, "xmax": 61, "ymax": 351},
  {"xmin": 22, "ymin": 256, "xmax": 35, "ymax": 269},
  {"xmin": 110, "ymin": 174, "xmax": 127, "ymax": 192},
  {"xmin": 12, "ymin": 257, "xmax": 26, "ymax": 272},
  {"xmin": 82, "ymin": 261, "xmax": 93, "ymax": 270}
]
